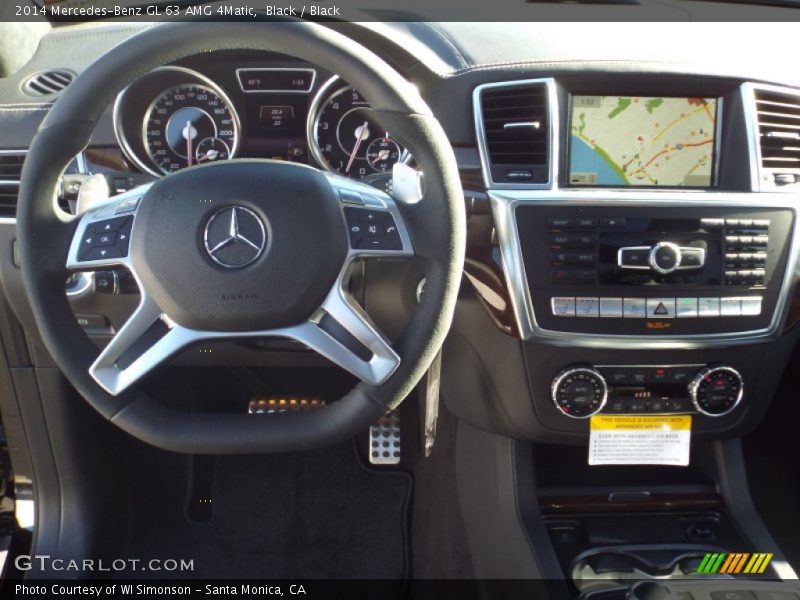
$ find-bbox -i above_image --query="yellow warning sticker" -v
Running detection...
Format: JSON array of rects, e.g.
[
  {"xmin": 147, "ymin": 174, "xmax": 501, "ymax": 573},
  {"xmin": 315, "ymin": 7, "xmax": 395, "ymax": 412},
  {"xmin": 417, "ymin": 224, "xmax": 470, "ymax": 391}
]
[
  {"xmin": 590, "ymin": 415, "xmax": 692, "ymax": 431},
  {"xmin": 589, "ymin": 415, "xmax": 692, "ymax": 466}
]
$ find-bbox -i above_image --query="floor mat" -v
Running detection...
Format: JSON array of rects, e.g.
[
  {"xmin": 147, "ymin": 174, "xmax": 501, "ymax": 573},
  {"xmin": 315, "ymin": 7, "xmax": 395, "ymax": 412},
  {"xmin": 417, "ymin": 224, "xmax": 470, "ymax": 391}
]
[
  {"xmin": 121, "ymin": 441, "xmax": 412, "ymax": 579},
  {"xmin": 744, "ymin": 351, "xmax": 800, "ymax": 573},
  {"xmin": 745, "ymin": 452, "xmax": 800, "ymax": 570}
]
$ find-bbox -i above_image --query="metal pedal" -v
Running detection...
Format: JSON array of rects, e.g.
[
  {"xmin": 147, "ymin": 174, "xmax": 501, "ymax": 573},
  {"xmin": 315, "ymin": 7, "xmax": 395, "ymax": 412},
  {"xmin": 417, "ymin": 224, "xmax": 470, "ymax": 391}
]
[
  {"xmin": 369, "ymin": 412, "xmax": 401, "ymax": 465},
  {"xmin": 248, "ymin": 397, "xmax": 325, "ymax": 415}
]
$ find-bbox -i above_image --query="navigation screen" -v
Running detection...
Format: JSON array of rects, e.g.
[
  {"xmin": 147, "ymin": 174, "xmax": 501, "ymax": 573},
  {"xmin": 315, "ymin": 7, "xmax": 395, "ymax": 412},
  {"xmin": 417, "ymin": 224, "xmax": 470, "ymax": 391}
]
[{"xmin": 568, "ymin": 95, "xmax": 718, "ymax": 187}]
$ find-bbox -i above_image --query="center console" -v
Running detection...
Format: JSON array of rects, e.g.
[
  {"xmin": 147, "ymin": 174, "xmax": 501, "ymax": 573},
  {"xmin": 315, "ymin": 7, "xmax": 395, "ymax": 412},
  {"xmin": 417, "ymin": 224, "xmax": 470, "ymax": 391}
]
[
  {"xmin": 446, "ymin": 76, "xmax": 800, "ymax": 592},
  {"xmin": 485, "ymin": 192, "xmax": 799, "ymax": 434}
]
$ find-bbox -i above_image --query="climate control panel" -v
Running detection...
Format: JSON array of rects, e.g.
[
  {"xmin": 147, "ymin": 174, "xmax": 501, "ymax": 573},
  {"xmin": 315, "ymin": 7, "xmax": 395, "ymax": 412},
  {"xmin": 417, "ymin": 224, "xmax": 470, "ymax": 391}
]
[{"xmin": 550, "ymin": 363, "xmax": 744, "ymax": 419}]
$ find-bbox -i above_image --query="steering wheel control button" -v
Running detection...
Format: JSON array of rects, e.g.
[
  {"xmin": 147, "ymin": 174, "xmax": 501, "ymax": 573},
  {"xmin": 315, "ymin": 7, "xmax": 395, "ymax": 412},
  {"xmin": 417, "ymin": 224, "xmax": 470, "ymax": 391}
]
[
  {"xmin": 118, "ymin": 270, "xmax": 140, "ymax": 295},
  {"xmin": 84, "ymin": 246, "xmax": 124, "ymax": 262},
  {"xmin": 338, "ymin": 189, "xmax": 365, "ymax": 205},
  {"xmin": 97, "ymin": 232, "xmax": 116, "ymax": 246},
  {"xmin": 646, "ymin": 298, "xmax": 676, "ymax": 319},
  {"xmin": 203, "ymin": 205, "xmax": 267, "ymax": 269},
  {"xmin": 344, "ymin": 207, "xmax": 402, "ymax": 251},
  {"xmin": 114, "ymin": 195, "xmax": 141, "ymax": 214},
  {"xmin": 116, "ymin": 219, "xmax": 133, "ymax": 253},
  {"xmin": 690, "ymin": 365, "xmax": 744, "ymax": 417},
  {"xmin": 95, "ymin": 216, "xmax": 130, "ymax": 232},
  {"xmin": 94, "ymin": 271, "xmax": 117, "ymax": 294},
  {"xmin": 551, "ymin": 366, "xmax": 608, "ymax": 418},
  {"xmin": 75, "ymin": 314, "xmax": 109, "ymax": 331},
  {"xmin": 77, "ymin": 216, "xmax": 134, "ymax": 262}
]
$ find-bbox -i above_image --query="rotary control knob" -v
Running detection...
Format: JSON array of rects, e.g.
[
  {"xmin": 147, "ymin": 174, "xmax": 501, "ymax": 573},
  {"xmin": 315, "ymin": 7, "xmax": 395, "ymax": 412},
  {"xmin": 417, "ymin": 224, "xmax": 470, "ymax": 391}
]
[
  {"xmin": 689, "ymin": 365, "xmax": 744, "ymax": 417},
  {"xmin": 649, "ymin": 242, "xmax": 682, "ymax": 274},
  {"xmin": 551, "ymin": 367, "xmax": 608, "ymax": 418}
]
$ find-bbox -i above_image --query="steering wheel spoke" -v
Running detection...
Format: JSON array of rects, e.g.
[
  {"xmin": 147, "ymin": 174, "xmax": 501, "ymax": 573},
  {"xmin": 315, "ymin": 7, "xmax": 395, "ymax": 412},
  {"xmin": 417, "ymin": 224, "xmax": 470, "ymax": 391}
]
[
  {"xmin": 66, "ymin": 184, "xmax": 151, "ymax": 271},
  {"xmin": 92, "ymin": 284, "xmax": 402, "ymax": 395},
  {"xmin": 89, "ymin": 293, "xmax": 185, "ymax": 394},
  {"xmin": 297, "ymin": 282, "xmax": 401, "ymax": 386}
]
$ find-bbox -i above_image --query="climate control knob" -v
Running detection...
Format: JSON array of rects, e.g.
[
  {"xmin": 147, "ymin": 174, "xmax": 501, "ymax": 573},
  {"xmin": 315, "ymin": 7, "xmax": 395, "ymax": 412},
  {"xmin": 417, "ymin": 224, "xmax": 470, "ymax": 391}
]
[
  {"xmin": 649, "ymin": 241, "xmax": 682, "ymax": 274},
  {"xmin": 551, "ymin": 367, "xmax": 608, "ymax": 418},
  {"xmin": 689, "ymin": 365, "xmax": 744, "ymax": 417}
]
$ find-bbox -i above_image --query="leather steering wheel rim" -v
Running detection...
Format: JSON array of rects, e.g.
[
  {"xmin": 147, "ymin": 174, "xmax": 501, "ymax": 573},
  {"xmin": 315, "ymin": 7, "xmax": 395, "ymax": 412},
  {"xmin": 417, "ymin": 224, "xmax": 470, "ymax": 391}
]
[{"xmin": 16, "ymin": 21, "xmax": 465, "ymax": 454}]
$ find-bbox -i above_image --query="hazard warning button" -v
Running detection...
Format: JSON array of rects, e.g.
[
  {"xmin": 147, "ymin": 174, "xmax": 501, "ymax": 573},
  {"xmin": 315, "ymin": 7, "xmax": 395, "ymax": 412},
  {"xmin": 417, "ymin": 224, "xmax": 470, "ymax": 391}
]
[{"xmin": 646, "ymin": 298, "xmax": 676, "ymax": 319}]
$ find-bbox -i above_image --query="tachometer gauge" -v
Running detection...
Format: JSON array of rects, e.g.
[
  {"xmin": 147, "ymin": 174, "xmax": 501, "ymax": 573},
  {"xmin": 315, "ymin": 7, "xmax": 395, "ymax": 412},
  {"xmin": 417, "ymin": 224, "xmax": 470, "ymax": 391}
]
[
  {"xmin": 144, "ymin": 84, "xmax": 239, "ymax": 174},
  {"xmin": 308, "ymin": 78, "xmax": 411, "ymax": 179}
]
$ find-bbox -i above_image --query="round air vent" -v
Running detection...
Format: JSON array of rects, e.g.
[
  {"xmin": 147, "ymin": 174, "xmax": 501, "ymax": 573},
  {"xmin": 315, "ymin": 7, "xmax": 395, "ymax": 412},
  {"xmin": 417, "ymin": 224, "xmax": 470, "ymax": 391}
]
[{"xmin": 22, "ymin": 69, "xmax": 75, "ymax": 96}]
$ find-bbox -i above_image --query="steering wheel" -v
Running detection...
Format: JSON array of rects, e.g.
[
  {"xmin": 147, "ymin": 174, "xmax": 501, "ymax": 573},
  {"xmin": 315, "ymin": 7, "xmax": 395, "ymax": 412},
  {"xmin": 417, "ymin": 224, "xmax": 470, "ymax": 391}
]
[{"xmin": 16, "ymin": 22, "xmax": 465, "ymax": 454}]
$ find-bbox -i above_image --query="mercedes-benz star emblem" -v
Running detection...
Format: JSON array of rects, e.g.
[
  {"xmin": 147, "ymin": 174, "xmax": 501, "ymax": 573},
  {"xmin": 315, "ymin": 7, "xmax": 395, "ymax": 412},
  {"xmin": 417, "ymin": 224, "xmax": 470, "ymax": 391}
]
[{"xmin": 203, "ymin": 206, "xmax": 267, "ymax": 269}]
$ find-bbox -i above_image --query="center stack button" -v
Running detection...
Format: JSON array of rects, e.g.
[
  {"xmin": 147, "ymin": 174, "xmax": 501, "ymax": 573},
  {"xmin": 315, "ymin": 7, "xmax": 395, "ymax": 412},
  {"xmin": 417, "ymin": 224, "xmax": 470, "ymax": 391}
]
[{"xmin": 649, "ymin": 242, "xmax": 682, "ymax": 274}]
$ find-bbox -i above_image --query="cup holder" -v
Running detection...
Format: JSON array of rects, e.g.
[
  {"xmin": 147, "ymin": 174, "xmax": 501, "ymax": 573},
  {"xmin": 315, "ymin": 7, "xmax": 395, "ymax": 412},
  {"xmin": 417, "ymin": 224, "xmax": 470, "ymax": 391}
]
[{"xmin": 571, "ymin": 544, "xmax": 734, "ymax": 592}]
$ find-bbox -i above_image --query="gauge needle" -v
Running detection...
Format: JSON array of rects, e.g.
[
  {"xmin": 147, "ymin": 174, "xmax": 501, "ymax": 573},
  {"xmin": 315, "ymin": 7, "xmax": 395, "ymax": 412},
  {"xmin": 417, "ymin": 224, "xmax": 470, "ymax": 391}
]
[
  {"xmin": 370, "ymin": 149, "xmax": 391, "ymax": 166},
  {"xmin": 346, "ymin": 121, "xmax": 370, "ymax": 173},
  {"xmin": 198, "ymin": 149, "xmax": 219, "ymax": 163},
  {"xmin": 184, "ymin": 120, "xmax": 193, "ymax": 166}
]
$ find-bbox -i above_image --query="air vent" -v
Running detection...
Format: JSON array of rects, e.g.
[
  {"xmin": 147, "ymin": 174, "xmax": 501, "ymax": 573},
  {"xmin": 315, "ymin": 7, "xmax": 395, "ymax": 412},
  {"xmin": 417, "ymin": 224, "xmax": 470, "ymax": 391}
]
[
  {"xmin": 0, "ymin": 152, "xmax": 25, "ymax": 181},
  {"xmin": 0, "ymin": 152, "xmax": 25, "ymax": 217},
  {"xmin": 754, "ymin": 87, "xmax": 800, "ymax": 186},
  {"xmin": 22, "ymin": 69, "xmax": 74, "ymax": 96},
  {"xmin": 0, "ymin": 189, "xmax": 18, "ymax": 217},
  {"xmin": 476, "ymin": 80, "xmax": 552, "ymax": 186},
  {"xmin": 0, "ymin": 151, "xmax": 80, "ymax": 217}
]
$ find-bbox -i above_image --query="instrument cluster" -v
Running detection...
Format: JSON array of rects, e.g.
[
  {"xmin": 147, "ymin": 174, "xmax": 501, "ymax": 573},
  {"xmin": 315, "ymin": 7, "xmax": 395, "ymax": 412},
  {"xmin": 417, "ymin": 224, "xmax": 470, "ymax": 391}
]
[{"xmin": 113, "ymin": 56, "xmax": 414, "ymax": 183}]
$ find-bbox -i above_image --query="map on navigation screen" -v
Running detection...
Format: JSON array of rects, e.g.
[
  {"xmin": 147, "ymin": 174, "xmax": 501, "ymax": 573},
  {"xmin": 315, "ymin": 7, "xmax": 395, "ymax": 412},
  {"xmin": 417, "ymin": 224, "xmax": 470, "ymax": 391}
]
[{"xmin": 568, "ymin": 95, "xmax": 718, "ymax": 187}]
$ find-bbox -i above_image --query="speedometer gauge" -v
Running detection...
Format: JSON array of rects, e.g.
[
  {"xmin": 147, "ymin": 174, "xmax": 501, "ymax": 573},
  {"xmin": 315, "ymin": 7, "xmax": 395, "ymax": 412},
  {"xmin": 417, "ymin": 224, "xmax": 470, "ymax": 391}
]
[
  {"xmin": 308, "ymin": 78, "xmax": 411, "ymax": 179},
  {"xmin": 144, "ymin": 84, "xmax": 239, "ymax": 175}
]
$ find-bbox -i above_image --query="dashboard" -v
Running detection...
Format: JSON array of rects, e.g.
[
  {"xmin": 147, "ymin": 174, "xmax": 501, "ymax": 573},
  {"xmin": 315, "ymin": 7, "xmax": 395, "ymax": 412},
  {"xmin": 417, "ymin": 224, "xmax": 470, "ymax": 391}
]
[
  {"xmin": 2, "ymin": 22, "xmax": 800, "ymax": 449},
  {"xmin": 4, "ymin": 21, "xmax": 800, "ymax": 593},
  {"xmin": 112, "ymin": 51, "xmax": 413, "ymax": 186}
]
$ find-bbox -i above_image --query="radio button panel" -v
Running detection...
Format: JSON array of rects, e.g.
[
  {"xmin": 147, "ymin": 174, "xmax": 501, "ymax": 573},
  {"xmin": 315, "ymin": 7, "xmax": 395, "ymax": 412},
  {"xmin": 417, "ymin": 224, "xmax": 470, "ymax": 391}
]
[
  {"xmin": 515, "ymin": 204, "xmax": 793, "ymax": 339},
  {"xmin": 552, "ymin": 296, "xmax": 761, "ymax": 318}
]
